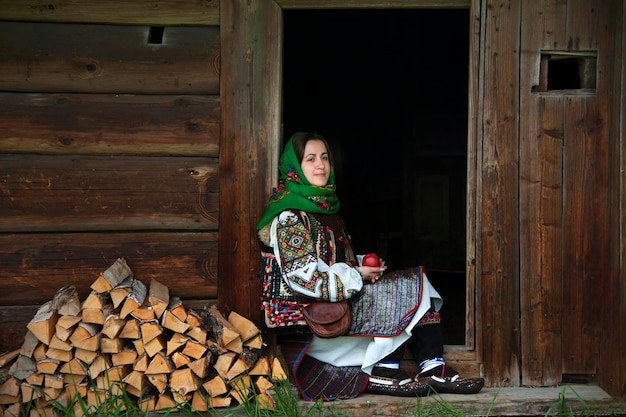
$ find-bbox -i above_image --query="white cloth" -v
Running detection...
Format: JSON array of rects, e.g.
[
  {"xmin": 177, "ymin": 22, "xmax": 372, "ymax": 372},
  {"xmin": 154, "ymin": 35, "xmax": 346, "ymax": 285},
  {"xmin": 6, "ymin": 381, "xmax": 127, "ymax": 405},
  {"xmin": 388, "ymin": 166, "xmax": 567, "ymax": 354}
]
[{"xmin": 306, "ymin": 273, "xmax": 442, "ymax": 375}]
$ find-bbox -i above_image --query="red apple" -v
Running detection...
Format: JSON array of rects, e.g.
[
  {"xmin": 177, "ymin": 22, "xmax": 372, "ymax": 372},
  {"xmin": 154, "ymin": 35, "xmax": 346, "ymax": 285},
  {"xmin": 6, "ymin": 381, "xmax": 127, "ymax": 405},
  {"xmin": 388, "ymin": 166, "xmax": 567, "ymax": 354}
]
[{"xmin": 362, "ymin": 253, "xmax": 381, "ymax": 267}]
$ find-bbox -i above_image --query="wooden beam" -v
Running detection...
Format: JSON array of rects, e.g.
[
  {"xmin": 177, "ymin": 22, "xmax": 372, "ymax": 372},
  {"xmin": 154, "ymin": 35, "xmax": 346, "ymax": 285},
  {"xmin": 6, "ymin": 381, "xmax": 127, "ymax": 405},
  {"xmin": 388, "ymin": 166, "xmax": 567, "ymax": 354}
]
[
  {"xmin": 0, "ymin": 155, "xmax": 218, "ymax": 232},
  {"xmin": 275, "ymin": 0, "xmax": 470, "ymax": 9},
  {"xmin": 0, "ymin": 233, "xmax": 218, "ymax": 305},
  {"xmin": 0, "ymin": 0, "xmax": 220, "ymax": 26},
  {"xmin": 478, "ymin": 0, "xmax": 521, "ymax": 387},
  {"xmin": 0, "ymin": 22, "xmax": 220, "ymax": 94},
  {"xmin": 219, "ymin": 0, "xmax": 282, "ymax": 324},
  {"xmin": 0, "ymin": 93, "xmax": 219, "ymax": 157}
]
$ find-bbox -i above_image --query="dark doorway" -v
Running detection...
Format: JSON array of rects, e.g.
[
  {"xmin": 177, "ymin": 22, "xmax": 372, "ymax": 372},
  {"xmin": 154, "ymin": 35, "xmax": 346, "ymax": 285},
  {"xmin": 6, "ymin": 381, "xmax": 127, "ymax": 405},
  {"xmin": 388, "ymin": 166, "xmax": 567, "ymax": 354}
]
[{"xmin": 283, "ymin": 9, "xmax": 469, "ymax": 344}]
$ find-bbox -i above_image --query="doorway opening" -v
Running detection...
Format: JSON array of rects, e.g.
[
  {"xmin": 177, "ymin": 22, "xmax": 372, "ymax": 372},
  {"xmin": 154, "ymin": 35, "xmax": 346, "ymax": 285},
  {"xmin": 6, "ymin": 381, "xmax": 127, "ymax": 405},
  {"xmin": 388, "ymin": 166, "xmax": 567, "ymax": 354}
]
[{"xmin": 283, "ymin": 9, "xmax": 470, "ymax": 345}]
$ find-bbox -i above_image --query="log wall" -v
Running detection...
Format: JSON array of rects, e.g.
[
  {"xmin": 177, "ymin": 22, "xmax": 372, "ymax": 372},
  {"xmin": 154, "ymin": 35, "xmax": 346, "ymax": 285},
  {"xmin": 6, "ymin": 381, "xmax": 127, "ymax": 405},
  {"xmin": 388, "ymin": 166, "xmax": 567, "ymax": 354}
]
[
  {"xmin": 0, "ymin": 1, "xmax": 220, "ymax": 353},
  {"xmin": 0, "ymin": 0, "xmax": 624, "ymax": 399}
]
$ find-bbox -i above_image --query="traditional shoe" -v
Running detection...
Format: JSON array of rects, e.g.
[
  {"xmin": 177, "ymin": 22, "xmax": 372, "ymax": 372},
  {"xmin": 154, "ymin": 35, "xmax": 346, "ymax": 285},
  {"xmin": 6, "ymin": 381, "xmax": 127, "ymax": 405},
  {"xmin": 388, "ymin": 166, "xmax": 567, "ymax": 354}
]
[
  {"xmin": 416, "ymin": 364, "xmax": 484, "ymax": 394},
  {"xmin": 366, "ymin": 367, "xmax": 430, "ymax": 397}
]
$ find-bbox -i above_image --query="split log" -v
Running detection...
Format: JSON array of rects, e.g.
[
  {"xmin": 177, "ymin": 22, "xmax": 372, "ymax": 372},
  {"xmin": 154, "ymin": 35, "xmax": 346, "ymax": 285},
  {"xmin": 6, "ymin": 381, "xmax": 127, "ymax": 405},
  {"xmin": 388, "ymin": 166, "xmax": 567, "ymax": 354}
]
[
  {"xmin": 4, "ymin": 259, "xmax": 277, "ymax": 413},
  {"xmin": 122, "ymin": 370, "xmax": 148, "ymax": 398},
  {"xmin": 43, "ymin": 374, "xmax": 63, "ymax": 390},
  {"xmin": 74, "ymin": 348, "xmax": 98, "ymax": 365},
  {"xmin": 59, "ymin": 358, "xmax": 88, "ymax": 376},
  {"xmin": 48, "ymin": 336, "xmax": 72, "ymax": 352},
  {"xmin": 101, "ymin": 315, "xmax": 126, "ymax": 339},
  {"xmin": 155, "ymin": 394, "xmax": 178, "ymax": 412},
  {"xmin": 131, "ymin": 306, "xmax": 155, "ymax": 322},
  {"xmin": 19, "ymin": 332, "xmax": 40, "ymax": 358},
  {"xmin": 45, "ymin": 348, "xmax": 72, "ymax": 363},
  {"xmin": 185, "ymin": 310, "xmax": 203, "ymax": 329},
  {"xmin": 54, "ymin": 286, "xmax": 82, "ymax": 317},
  {"xmin": 202, "ymin": 374, "xmax": 228, "ymax": 397},
  {"xmin": 26, "ymin": 302, "xmax": 59, "ymax": 345},
  {"xmin": 166, "ymin": 333, "xmax": 188, "ymax": 356},
  {"xmin": 185, "ymin": 327, "xmax": 207, "ymax": 345},
  {"xmin": 10, "ymin": 356, "xmax": 37, "ymax": 380},
  {"xmin": 228, "ymin": 311, "xmax": 260, "ymax": 343},
  {"xmin": 169, "ymin": 368, "xmax": 200, "ymax": 396},
  {"xmin": 144, "ymin": 336, "xmax": 166, "ymax": 358},
  {"xmin": 146, "ymin": 374, "xmax": 167, "ymax": 394},
  {"xmin": 100, "ymin": 336, "xmax": 125, "ymax": 354},
  {"xmin": 167, "ymin": 297, "xmax": 187, "ymax": 323},
  {"xmin": 148, "ymin": 279, "xmax": 170, "ymax": 319},
  {"xmin": 145, "ymin": 352, "xmax": 174, "ymax": 375},
  {"xmin": 229, "ymin": 375, "xmax": 252, "ymax": 404},
  {"xmin": 109, "ymin": 281, "xmax": 132, "ymax": 309},
  {"xmin": 87, "ymin": 355, "xmax": 110, "ymax": 379},
  {"xmin": 0, "ymin": 377, "xmax": 20, "ymax": 398},
  {"xmin": 249, "ymin": 356, "xmax": 270, "ymax": 376},
  {"xmin": 68, "ymin": 323, "xmax": 100, "ymax": 352},
  {"xmin": 119, "ymin": 319, "xmax": 140, "ymax": 339},
  {"xmin": 171, "ymin": 352, "xmax": 191, "ymax": 369},
  {"xmin": 133, "ymin": 353, "xmax": 148, "ymax": 372},
  {"xmin": 120, "ymin": 280, "xmax": 147, "ymax": 319},
  {"xmin": 256, "ymin": 391, "xmax": 276, "ymax": 410},
  {"xmin": 90, "ymin": 258, "xmax": 133, "ymax": 294},
  {"xmin": 181, "ymin": 340, "xmax": 206, "ymax": 360},
  {"xmin": 226, "ymin": 357, "xmax": 249, "ymax": 381},
  {"xmin": 271, "ymin": 357, "xmax": 288, "ymax": 381},
  {"xmin": 111, "ymin": 348, "xmax": 138, "ymax": 366},
  {"xmin": 25, "ymin": 373, "xmax": 43, "ymax": 386},
  {"xmin": 36, "ymin": 359, "xmax": 59, "ymax": 375},
  {"xmin": 213, "ymin": 351, "xmax": 236, "ymax": 381},
  {"xmin": 55, "ymin": 316, "xmax": 81, "ymax": 342},
  {"xmin": 201, "ymin": 306, "xmax": 241, "ymax": 351},
  {"xmin": 0, "ymin": 351, "xmax": 20, "ymax": 368},
  {"xmin": 161, "ymin": 311, "xmax": 189, "ymax": 334},
  {"xmin": 32, "ymin": 344, "xmax": 47, "ymax": 362},
  {"xmin": 187, "ymin": 356, "xmax": 209, "ymax": 379},
  {"xmin": 140, "ymin": 320, "xmax": 163, "ymax": 345}
]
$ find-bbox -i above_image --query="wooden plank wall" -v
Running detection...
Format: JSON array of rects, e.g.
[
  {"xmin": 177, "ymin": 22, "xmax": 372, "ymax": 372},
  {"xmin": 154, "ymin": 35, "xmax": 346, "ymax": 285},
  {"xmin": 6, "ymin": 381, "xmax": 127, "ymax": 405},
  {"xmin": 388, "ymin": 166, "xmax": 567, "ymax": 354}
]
[
  {"xmin": 0, "ymin": 0, "xmax": 221, "ymax": 353},
  {"xmin": 218, "ymin": 0, "xmax": 282, "ymax": 319},
  {"xmin": 518, "ymin": 0, "xmax": 623, "ymax": 396},
  {"xmin": 479, "ymin": 0, "xmax": 522, "ymax": 387}
]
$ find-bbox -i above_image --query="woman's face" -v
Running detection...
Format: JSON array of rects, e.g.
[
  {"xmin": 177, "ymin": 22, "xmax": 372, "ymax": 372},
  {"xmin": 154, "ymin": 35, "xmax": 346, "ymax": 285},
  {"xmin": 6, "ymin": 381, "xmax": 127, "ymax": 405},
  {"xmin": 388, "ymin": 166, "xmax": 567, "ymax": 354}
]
[{"xmin": 300, "ymin": 139, "xmax": 331, "ymax": 186}]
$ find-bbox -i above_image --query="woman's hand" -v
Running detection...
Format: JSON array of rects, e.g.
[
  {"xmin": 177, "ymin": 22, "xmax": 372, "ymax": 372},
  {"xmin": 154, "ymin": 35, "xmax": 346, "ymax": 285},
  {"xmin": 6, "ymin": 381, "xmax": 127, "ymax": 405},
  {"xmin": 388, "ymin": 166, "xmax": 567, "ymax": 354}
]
[{"xmin": 358, "ymin": 259, "xmax": 387, "ymax": 283}]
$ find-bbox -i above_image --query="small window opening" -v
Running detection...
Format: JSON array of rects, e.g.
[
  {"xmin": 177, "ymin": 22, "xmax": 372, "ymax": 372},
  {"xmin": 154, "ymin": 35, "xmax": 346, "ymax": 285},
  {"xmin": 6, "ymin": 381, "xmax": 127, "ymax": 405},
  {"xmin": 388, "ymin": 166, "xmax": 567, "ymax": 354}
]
[
  {"xmin": 535, "ymin": 51, "xmax": 597, "ymax": 92},
  {"xmin": 148, "ymin": 26, "xmax": 165, "ymax": 45}
]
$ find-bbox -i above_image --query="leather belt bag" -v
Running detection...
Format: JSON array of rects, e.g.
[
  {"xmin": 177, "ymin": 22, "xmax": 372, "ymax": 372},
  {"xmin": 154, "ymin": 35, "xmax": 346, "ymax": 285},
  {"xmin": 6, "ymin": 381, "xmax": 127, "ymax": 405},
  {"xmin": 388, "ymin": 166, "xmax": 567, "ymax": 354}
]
[{"xmin": 302, "ymin": 300, "xmax": 351, "ymax": 338}]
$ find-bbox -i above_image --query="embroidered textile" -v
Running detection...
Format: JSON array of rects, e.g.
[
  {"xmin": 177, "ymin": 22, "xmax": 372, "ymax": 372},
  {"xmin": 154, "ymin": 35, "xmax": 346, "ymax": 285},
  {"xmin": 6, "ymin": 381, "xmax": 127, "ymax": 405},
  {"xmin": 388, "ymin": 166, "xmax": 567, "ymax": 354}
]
[
  {"xmin": 348, "ymin": 267, "xmax": 425, "ymax": 336},
  {"xmin": 261, "ymin": 251, "xmax": 308, "ymax": 329}
]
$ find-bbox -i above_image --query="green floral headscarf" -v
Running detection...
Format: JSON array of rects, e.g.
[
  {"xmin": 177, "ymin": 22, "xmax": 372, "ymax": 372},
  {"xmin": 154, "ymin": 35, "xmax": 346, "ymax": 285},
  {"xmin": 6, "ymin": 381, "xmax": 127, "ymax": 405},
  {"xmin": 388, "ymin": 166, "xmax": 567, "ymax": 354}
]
[{"xmin": 256, "ymin": 132, "xmax": 341, "ymax": 230}]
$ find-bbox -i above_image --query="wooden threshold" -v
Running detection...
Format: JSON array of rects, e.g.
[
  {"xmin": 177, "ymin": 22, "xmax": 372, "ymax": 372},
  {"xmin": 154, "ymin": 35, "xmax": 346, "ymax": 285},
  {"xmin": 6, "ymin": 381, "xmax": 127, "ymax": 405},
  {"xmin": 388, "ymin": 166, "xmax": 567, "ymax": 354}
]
[
  {"xmin": 299, "ymin": 385, "xmax": 623, "ymax": 416},
  {"xmin": 193, "ymin": 384, "xmax": 623, "ymax": 416}
]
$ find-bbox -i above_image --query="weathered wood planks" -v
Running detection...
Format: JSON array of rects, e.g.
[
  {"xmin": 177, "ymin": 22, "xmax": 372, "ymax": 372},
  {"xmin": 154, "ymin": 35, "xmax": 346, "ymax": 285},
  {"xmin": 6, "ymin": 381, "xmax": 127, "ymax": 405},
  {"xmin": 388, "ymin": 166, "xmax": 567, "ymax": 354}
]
[
  {"xmin": 479, "ymin": 0, "xmax": 522, "ymax": 388},
  {"xmin": 0, "ymin": 93, "xmax": 219, "ymax": 156},
  {"xmin": 218, "ymin": 0, "xmax": 282, "ymax": 323},
  {"xmin": 0, "ymin": 232, "xmax": 218, "ymax": 305},
  {"xmin": 0, "ymin": 0, "xmax": 220, "ymax": 26},
  {"xmin": 0, "ymin": 155, "xmax": 218, "ymax": 232},
  {"xmin": 0, "ymin": 22, "xmax": 220, "ymax": 94}
]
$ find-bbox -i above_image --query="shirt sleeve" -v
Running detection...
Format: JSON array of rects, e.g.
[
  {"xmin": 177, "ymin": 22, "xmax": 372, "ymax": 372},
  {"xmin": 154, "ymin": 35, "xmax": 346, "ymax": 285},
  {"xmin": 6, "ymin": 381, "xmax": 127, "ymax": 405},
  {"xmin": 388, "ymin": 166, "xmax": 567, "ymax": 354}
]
[{"xmin": 269, "ymin": 211, "xmax": 363, "ymax": 301}]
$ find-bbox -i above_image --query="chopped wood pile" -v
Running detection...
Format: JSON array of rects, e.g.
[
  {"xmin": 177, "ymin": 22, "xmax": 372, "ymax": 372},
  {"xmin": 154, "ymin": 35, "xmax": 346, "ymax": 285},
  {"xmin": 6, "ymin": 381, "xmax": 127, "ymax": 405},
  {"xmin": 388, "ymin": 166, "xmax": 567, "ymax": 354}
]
[{"xmin": 0, "ymin": 259, "xmax": 288, "ymax": 416}]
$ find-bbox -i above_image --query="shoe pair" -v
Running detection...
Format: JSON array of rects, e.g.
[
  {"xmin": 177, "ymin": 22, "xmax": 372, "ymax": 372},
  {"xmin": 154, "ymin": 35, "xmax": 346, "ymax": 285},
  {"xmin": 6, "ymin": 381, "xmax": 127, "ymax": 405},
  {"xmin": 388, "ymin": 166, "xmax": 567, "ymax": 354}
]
[
  {"xmin": 365, "ymin": 367, "xmax": 430, "ymax": 397},
  {"xmin": 415, "ymin": 364, "xmax": 485, "ymax": 394},
  {"xmin": 366, "ymin": 365, "xmax": 485, "ymax": 397}
]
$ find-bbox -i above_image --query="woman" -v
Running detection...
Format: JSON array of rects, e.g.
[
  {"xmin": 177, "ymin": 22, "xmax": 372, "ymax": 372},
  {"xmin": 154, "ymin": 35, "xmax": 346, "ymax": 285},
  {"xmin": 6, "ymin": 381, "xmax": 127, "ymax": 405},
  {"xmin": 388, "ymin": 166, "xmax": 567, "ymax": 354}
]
[{"xmin": 257, "ymin": 132, "xmax": 483, "ymax": 400}]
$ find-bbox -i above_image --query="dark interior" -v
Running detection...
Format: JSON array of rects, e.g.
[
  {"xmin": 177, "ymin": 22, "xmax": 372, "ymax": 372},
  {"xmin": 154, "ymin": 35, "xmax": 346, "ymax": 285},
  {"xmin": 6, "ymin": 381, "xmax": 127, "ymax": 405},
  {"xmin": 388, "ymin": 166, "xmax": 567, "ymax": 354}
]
[{"xmin": 283, "ymin": 9, "xmax": 469, "ymax": 344}]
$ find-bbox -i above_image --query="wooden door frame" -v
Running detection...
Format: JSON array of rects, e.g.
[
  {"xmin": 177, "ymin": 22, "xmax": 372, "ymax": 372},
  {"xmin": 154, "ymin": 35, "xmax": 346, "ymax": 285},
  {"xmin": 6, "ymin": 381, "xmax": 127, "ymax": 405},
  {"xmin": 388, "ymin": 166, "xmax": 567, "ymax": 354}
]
[{"xmin": 219, "ymin": 0, "xmax": 483, "ymax": 373}]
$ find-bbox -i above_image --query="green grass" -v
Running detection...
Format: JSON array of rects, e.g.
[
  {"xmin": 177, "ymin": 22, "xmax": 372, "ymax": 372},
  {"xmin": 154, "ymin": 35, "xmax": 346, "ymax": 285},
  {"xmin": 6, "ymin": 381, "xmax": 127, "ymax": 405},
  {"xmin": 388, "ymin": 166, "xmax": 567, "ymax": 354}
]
[{"xmin": 10, "ymin": 381, "xmax": 622, "ymax": 417}]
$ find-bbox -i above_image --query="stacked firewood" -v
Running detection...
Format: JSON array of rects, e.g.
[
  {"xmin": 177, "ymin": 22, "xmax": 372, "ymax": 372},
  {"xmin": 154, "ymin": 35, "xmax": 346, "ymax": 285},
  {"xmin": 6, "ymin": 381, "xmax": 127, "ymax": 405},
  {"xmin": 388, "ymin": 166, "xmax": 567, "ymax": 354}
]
[{"xmin": 0, "ymin": 259, "xmax": 288, "ymax": 417}]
